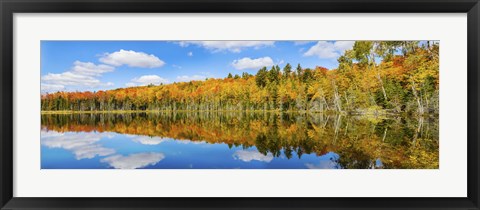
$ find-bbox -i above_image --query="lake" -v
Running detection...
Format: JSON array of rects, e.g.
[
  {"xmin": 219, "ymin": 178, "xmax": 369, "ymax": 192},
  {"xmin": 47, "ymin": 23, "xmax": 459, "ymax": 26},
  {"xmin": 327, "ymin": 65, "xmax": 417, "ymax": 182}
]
[{"xmin": 41, "ymin": 112, "xmax": 439, "ymax": 169}]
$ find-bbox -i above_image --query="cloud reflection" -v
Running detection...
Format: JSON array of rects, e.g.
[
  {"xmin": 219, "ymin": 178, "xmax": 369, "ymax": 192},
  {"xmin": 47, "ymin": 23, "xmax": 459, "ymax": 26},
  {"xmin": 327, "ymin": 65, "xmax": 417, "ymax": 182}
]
[
  {"xmin": 130, "ymin": 135, "xmax": 169, "ymax": 145},
  {"xmin": 233, "ymin": 150, "xmax": 273, "ymax": 163},
  {"xmin": 127, "ymin": 134, "xmax": 206, "ymax": 145},
  {"xmin": 101, "ymin": 152, "xmax": 165, "ymax": 169},
  {"xmin": 41, "ymin": 130, "xmax": 115, "ymax": 160}
]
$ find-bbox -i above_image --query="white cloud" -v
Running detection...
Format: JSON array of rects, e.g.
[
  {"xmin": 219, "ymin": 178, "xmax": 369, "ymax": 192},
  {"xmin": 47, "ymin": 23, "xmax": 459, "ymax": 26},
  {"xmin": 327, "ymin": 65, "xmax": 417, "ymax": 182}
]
[
  {"xmin": 130, "ymin": 135, "xmax": 169, "ymax": 145},
  {"xmin": 178, "ymin": 41, "xmax": 275, "ymax": 53},
  {"xmin": 175, "ymin": 139, "xmax": 206, "ymax": 145},
  {"xmin": 233, "ymin": 150, "xmax": 273, "ymax": 162},
  {"xmin": 132, "ymin": 75, "xmax": 168, "ymax": 84},
  {"xmin": 41, "ymin": 130, "xmax": 116, "ymax": 160},
  {"xmin": 334, "ymin": 41, "xmax": 355, "ymax": 52},
  {"xmin": 41, "ymin": 131, "xmax": 64, "ymax": 138},
  {"xmin": 176, "ymin": 75, "xmax": 207, "ymax": 82},
  {"xmin": 42, "ymin": 71, "xmax": 112, "ymax": 88},
  {"xmin": 41, "ymin": 83, "xmax": 65, "ymax": 92},
  {"xmin": 71, "ymin": 61, "xmax": 114, "ymax": 76},
  {"xmin": 293, "ymin": 41, "xmax": 315, "ymax": 45},
  {"xmin": 304, "ymin": 41, "xmax": 354, "ymax": 59},
  {"xmin": 126, "ymin": 75, "xmax": 169, "ymax": 87},
  {"xmin": 101, "ymin": 152, "xmax": 165, "ymax": 169},
  {"xmin": 41, "ymin": 61, "xmax": 114, "ymax": 92},
  {"xmin": 188, "ymin": 51, "xmax": 193, "ymax": 56},
  {"xmin": 100, "ymin": 49, "xmax": 165, "ymax": 68},
  {"xmin": 231, "ymin": 57, "xmax": 274, "ymax": 70}
]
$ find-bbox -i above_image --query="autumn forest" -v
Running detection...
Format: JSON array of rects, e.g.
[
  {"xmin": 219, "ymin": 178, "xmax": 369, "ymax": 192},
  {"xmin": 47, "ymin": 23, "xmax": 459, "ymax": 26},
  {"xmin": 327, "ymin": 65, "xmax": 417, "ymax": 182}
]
[
  {"xmin": 41, "ymin": 41, "xmax": 439, "ymax": 116},
  {"xmin": 41, "ymin": 41, "xmax": 439, "ymax": 169}
]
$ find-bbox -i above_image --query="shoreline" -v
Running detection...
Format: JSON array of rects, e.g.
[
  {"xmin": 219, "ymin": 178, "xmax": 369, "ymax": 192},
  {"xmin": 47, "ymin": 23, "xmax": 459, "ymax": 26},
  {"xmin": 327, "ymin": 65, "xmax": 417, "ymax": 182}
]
[
  {"xmin": 41, "ymin": 110, "xmax": 335, "ymax": 114},
  {"xmin": 40, "ymin": 110, "xmax": 437, "ymax": 118}
]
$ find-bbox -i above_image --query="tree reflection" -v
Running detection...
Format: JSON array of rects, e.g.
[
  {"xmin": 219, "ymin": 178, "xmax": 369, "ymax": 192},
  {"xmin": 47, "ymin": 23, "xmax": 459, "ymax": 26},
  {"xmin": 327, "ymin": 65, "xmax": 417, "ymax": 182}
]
[{"xmin": 41, "ymin": 112, "xmax": 439, "ymax": 169}]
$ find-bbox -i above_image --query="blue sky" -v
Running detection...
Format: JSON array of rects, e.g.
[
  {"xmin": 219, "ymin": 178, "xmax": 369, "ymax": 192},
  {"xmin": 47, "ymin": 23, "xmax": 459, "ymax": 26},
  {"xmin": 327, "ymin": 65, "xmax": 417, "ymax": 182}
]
[{"xmin": 41, "ymin": 41, "xmax": 355, "ymax": 93}]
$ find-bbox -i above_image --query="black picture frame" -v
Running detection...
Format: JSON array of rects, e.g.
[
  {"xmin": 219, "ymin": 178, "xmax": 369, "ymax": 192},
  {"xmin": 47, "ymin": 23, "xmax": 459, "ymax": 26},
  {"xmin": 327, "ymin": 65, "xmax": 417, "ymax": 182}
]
[{"xmin": 1, "ymin": 0, "xmax": 479, "ymax": 209}]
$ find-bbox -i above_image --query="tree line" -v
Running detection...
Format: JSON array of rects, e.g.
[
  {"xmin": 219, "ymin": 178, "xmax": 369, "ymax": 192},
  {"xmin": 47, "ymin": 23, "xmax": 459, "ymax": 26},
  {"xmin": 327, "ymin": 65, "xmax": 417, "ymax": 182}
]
[{"xmin": 41, "ymin": 41, "xmax": 439, "ymax": 115}]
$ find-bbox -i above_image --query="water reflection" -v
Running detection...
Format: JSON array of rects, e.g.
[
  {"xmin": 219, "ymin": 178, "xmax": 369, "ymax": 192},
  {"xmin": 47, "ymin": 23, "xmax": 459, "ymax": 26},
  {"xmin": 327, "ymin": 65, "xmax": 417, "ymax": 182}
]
[
  {"xmin": 233, "ymin": 150, "xmax": 274, "ymax": 163},
  {"xmin": 41, "ymin": 112, "xmax": 439, "ymax": 169},
  {"xmin": 129, "ymin": 135, "xmax": 168, "ymax": 145},
  {"xmin": 101, "ymin": 152, "xmax": 165, "ymax": 169},
  {"xmin": 41, "ymin": 130, "xmax": 115, "ymax": 160}
]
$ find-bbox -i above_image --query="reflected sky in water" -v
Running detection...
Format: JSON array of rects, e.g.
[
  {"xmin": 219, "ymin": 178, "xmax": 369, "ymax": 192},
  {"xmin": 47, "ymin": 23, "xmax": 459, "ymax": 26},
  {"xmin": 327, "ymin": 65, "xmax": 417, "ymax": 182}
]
[
  {"xmin": 40, "ymin": 112, "xmax": 438, "ymax": 169},
  {"xmin": 41, "ymin": 130, "xmax": 340, "ymax": 169}
]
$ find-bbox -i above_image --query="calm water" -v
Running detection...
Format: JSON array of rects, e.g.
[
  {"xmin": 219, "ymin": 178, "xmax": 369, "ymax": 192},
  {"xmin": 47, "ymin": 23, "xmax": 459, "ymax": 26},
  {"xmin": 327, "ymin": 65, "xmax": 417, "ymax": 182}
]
[{"xmin": 41, "ymin": 112, "xmax": 439, "ymax": 169}]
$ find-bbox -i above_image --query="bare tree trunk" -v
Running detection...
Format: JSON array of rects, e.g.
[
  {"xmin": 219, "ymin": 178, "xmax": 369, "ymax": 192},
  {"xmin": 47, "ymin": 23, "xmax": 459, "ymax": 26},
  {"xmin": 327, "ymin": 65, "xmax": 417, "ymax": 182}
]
[
  {"xmin": 424, "ymin": 95, "xmax": 429, "ymax": 113},
  {"xmin": 382, "ymin": 128, "xmax": 388, "ymax": 142},
  {"xmin": 317, "ymin": 87, "xmax": 325, "ymax": 113},
  {"xmin": 323, "ymin": 97, "xmax": 329, "ymax": 110},
  {"xmin": 371, "ymin": 53, "xmax": 388, "ymax": 101},
  {"xmin": 411, "ymin": 80, "xmax": 424, "ymax": 115},
  {"xmin": 333, "ymin": 114, "xmax": 342, "ymax": 143},
  {"xmin": 412, "ymin": 116, "xmax": 424, "ymax": 146},
  {"xmin": 368, "ymin": 91, "xmax": 377, "ymax": 106},
  {"xmin": 319, "ymin": 99, "xmax": 323, "ymax": 113},
  {"xmin": 344, "ymin": 91, "xmax": 350, "ymax": 111},
  {"xmin": 323, "ymin": 115, "xmax": 330, "ymax": 128},
  {"xmin": 332, "ymin": 80, "xmax": 342, "ymax": 112},
  {"xmin": 344, "ymin": 120, "xmax": 349, "ymax": 135},
  {"xmin": 376, "ymin": 73, "xmax": 388, "ymax": 101}
]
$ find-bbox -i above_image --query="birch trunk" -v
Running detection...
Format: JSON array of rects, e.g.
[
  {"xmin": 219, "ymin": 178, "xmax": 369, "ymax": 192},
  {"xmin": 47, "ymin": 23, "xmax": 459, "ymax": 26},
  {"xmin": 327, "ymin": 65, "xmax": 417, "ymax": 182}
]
[{"xmin": 411, "ymin": 80, "xmax": 424, "ymax": 115}]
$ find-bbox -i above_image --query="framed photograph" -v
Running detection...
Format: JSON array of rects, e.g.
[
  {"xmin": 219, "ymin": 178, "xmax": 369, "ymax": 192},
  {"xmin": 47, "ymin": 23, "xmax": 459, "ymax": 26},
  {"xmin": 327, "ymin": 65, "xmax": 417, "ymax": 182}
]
[{"xmin": 1, "ymin": 0, "xmax": 479, "ymax": 209}]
